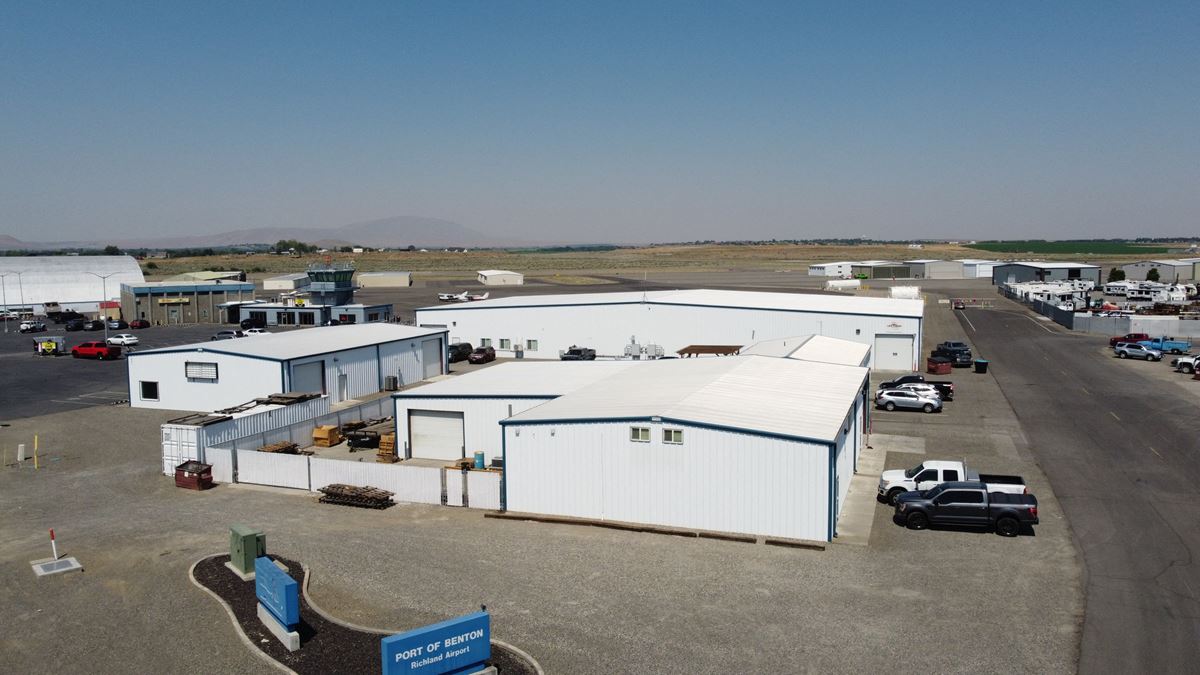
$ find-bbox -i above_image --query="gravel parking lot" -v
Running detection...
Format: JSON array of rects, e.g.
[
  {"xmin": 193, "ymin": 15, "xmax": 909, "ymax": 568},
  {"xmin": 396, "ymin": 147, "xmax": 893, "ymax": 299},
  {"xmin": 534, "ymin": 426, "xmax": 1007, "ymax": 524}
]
[{"xmin": 0, "ymin": 275, "xmax": 1083, "ymax": 674}]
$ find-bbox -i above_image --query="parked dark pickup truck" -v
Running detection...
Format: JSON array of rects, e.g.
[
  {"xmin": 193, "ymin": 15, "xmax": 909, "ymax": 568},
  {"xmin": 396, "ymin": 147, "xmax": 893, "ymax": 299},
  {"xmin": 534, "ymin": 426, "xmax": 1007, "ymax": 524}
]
[
  {"xmin": 933, "ymin": 341, "xmax": 973, "ymax": 366},
  {"xmin": 560, "ymin": 345, "xmax": 597, "ymax": 361},
  {"xmin": 879, "ymin": 374, "xmax": 953, "ymax": 399},
  {"xmin": 894, "ymin": 482, "xmax": 1039, "ymax": 537}
]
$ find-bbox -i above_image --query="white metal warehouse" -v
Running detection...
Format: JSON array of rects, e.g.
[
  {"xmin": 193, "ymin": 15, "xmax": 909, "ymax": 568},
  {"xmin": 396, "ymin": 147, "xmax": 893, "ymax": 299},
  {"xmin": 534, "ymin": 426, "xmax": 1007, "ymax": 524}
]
[
  {"xmin": 127, "ymin": 324, "xmax": 449, "ymax": 412},
  {"xmin": 500, "ymin": 356, "xmax": 870, "ymax": 542},
  {"xmin": 415, "ymin": 288, "xmax": 923, "ymax": 370},
  {"xmin": 477, "ymin": 270, "xmax": 524, "ymax": 285},
  {"xmin": 807, "ymin": 262, "xmax": 854, "ymax": 277},
  {"xmin": 263, "ymin": 273, "xmax": 312, "ymax": 291},
  {"xmin": 393, "ymin": 361, "xmax": 635, "ymax": 463},
  {"xmin": 0, "ymin": 255, "xmax": 144, "ymax": 314},
  {"xmin": 955, "ymin": 259, "xmax": 999, "ymax": 279},
  {"xmin": 357, "ymin": 271, "xmax": 413, "ymax": 287},
  {"xmin": 904, "ymin": 259, "xmax": 964, "ymax": 279}
]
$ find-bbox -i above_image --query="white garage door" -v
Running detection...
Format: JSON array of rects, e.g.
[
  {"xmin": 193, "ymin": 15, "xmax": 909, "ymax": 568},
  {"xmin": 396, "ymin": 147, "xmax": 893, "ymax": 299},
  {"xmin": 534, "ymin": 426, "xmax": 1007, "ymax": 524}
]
[
  {"xmin": 290, "ymin": 361, "xmax": 324, "ymax": 394},
  {"xmin": 421, "ymin": 338, "xmax": 442, "ymax": 379},
  {"xmin": 409, "ymin": 410, "xmax": 464, "ymax": 460},
  {"xmin": 873, "ymin": 335, "xmax": 913, "ymax": 371}
]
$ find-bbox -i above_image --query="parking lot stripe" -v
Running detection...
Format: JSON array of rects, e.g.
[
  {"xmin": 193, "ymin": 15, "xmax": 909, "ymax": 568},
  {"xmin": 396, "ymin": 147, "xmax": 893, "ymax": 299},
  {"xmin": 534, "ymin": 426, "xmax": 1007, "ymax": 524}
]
[
  {"xmin": 959, "ymin": 311, "xmax": 976, "ymax": 333},
  {"xmin": 1109, "ymin": 411, "xmax": 1121, "ymax": 421},
  {"xmin": 1149, "ymin": 446, "xmax": 1163, "ymax": 459},
  {"xmin": 1081, "ymin": 387, "xmax": 1091, "ymax": 395}
]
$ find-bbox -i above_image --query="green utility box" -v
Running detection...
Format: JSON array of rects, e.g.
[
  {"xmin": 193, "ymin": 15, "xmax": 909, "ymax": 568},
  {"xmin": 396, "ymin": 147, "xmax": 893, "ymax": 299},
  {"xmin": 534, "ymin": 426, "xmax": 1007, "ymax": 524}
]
[{"xmin": 229, "ymin": 524, "xmax": 266, "ymax": 574}]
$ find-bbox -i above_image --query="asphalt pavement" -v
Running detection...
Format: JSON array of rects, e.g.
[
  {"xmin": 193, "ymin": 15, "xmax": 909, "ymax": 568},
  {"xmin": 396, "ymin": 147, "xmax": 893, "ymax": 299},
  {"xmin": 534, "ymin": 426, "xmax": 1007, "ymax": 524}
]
[{"xmin": 960, "ymin": 303, "xmax": 1200, "ymax": 673}]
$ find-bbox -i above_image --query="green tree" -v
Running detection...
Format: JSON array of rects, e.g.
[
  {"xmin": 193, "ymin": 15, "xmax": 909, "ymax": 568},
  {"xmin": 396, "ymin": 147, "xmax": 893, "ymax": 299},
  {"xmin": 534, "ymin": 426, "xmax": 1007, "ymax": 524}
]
[
  {"xmin": 1106, "ymin": 267, "xmax": 1125, "ymax": 282},
  {"xmin": 103, "ymin": 245, "xmax": 121, "ymax": 255},
  {"xmin": 1146, "ymin": 268, "xmax": 1160, "ymax": 282}
]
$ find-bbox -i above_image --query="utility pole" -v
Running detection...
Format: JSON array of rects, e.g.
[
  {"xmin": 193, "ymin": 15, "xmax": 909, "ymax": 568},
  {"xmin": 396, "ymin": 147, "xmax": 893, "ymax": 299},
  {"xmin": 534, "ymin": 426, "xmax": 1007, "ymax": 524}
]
[
  {"xmin": 0, "ymin": 273, "xmax": 9, "ymax": 333},
  {"xmin": 15, "ymin": 271, "xmax": 24, "ymax": 318},
  {"xmin": 87, "ymin": 272, "xmax": 118, "ymax": 343}
]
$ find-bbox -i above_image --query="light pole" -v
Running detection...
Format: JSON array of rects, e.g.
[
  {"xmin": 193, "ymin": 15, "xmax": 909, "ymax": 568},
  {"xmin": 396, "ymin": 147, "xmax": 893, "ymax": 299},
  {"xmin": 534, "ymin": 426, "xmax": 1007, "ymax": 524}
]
[
  {"xmin": 87, "ymin": 272, "xmax": 117, "ymax": 343},
  {"xmin": 0, "ymin": 273, "xmax": 9, "ymax": 333}
]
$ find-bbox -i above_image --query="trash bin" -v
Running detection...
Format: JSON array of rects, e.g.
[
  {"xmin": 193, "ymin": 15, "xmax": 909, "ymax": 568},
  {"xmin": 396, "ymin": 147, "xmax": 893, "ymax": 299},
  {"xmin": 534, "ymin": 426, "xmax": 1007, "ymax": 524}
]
[
  {"xmin": 974, "ymin": 359, "xmax": 989, "ymax": 374},
  {"xmin": 926, "ymin": 357, "xmax": 952, "ymax": 375},
  {"xmin": 175, "ymin": 461, "xmax": 213, "ymax": 490},
  {"xmin": 474, "ymin": 451, "xmax": 485, "ymax": 469}
]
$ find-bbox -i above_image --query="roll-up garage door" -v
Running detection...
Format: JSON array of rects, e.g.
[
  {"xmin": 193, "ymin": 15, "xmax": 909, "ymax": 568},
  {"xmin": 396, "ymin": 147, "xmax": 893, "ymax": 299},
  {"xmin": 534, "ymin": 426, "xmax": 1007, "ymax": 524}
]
[
  {"xmin": 290, "ymin": 361, "xmax": 324, "ymax": 394},
  {"xmin": 409, "ymin": 410, "xmax": 464, "ymax": 460},
  {"xmin": 873, "ymin": 335, "xmax": 914, "ymax": 371},
  {"xmin": 421, "ymin": 338, "xmax": 442, "ymax": 379}
]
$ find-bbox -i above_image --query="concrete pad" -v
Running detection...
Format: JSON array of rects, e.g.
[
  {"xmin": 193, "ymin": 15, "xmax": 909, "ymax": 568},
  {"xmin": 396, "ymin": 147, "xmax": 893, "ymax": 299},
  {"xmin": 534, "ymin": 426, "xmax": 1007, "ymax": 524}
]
[
  {"xmin": 868, "ymin": 433, "xmax": 925, "ymax": 455},
  {"xmin": 30, "ymin": 556, "xmax": 83, "ymax": 577},
  {"xmin": 836, "ymin": 443, "xmax": 884, "ymax": 546},
  {"xmin": 223, "ymin": 561, "xmax": 255, "ymax": 581},
  {"xmin": 257, "ymin": 603, "xmax": 300, "ymax": 652}
]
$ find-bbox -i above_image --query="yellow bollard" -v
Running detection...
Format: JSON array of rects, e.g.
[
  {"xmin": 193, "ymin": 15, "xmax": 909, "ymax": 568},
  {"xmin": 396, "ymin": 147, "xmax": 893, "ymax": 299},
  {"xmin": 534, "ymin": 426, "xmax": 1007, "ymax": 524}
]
[{"xmin": 34, "ymin": 451, "xmax": 38, "ymax": 470}]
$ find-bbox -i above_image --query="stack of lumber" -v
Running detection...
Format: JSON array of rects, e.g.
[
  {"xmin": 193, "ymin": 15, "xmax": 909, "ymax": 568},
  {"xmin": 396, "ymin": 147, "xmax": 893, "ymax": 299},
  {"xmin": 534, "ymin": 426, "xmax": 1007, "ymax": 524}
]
[
  {"xmin": 377, "ymin": 433, "xmax": 397, "ymax": 463},
  {"xmin": 312, "ymin": 425, "xmax": 341, "ymax": 448},
  {"xmin": 339, "ymin": 420, "xmax": 367, "ymax": 433},
  {"xmin": 258, "ymin": 441, "xmax": 299, "ymax": 454},
  {"xmin": 317, "ymin": 484, "xmax": 394, "ymax": 509}
]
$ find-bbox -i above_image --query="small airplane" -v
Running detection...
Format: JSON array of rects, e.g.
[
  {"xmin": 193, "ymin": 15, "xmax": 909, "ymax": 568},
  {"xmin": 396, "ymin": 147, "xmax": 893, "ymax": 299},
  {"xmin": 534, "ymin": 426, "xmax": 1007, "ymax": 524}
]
[{"xmin": 437, "ymin": 291, "xmax": 490, "ymax": 303}]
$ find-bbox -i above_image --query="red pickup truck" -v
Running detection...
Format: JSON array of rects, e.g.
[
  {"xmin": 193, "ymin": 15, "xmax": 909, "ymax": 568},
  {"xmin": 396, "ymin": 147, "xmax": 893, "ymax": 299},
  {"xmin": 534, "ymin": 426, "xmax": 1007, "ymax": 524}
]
[
  {"xmin": 72, "ymin": 341, "xmax": 121, "ymax": 360},
  {"xmin": 1109, "ymin": 332, "xmax": 1150, "ymax": 347}
]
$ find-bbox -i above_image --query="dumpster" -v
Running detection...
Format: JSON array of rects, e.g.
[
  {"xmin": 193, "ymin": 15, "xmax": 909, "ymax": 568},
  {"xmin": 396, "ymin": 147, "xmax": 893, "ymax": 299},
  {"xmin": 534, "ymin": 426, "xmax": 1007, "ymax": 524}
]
[
  {"xmin": 974, "ymin": 359, "xmax": 990, "ymax": 374},
  {"xmin": 926, "ymin": 357, "xmax": 952, "ymax": 375},
  {"xmin": 175, "ymin": 461, "xmax": 213, "ymax": 490}
]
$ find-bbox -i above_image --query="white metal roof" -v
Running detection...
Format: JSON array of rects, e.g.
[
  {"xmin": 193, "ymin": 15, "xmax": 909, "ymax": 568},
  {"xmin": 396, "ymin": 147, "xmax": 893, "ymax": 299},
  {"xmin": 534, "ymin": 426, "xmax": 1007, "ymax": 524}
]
[
  {"xmin": 506, "ymin": 356, "xmax": 867, "ymax": 443},
  {"xmin": 477, "ymin": 270, "xmax": 521, "ymax": 276},
  {"xmin": 1000, "ymin": 262, "xmax": 1100, "ymax": 270},
  {"xmin": 418, "ymin": 288, "xmax": 923, "ymax": 319},
  {"xmin": 809, "ymin": 261, "xmax": 854, "ymax": 267},
  {"xmin": 0, "ymin": 255, "xmax": 143, "ymax": 306},
  {"xmin": 954, "ymin": 258, "xmax": 999, "ymax": 264},
  {"xmin": 132, "ymin": 323, "xmax": 445, "ymax": 361},
  {"xmin": 266, "ymin": 273, "xmax": 310, "ymax": 281},
  {"xmin": 740, "ymin": 335, "xmax": 871, "ymax": 367},
  {"xmin": 903, "ymin": 259, "xmax": 942, "ymax": 264},
  {"xmin": 1127, "ymin": 259, "xmax": 1200, "ymax": 266},
  {"xmin": 357, "ymin": 271, "xmax": 411, "ymax": 277},
  {"xmin": 395, "ymin": 361, "xmax": 635, "ymax": 398}
]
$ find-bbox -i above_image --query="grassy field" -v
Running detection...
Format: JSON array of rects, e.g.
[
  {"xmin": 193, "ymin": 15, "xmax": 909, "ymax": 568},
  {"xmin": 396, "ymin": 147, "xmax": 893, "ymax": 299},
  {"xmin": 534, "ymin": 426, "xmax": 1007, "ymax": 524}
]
[
  {"xmin": 140, "ymin": 240, "xmax": 1192, "ymax": 280},
  {"xmin": 968, "ymin": 240, "xmax": 1171, "ymax": 255}
]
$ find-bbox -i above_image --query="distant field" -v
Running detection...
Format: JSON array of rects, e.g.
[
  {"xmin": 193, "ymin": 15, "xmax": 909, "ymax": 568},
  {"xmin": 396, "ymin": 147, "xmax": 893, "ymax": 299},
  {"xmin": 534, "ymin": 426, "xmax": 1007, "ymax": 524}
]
[{"xmin": 968, "ymin": 241, "xmax": 1170, "ymax": 255}]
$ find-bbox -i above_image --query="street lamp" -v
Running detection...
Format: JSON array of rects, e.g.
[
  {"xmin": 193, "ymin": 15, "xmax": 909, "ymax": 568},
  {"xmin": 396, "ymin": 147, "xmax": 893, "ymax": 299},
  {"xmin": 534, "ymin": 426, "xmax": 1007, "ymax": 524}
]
[
  {"xmin": 87, "ymin": 272, "xmax": 118, "ymax": 343},
  {"xmin": 0, "ymin": 273, "xmax": 9, "ymax": 333}
]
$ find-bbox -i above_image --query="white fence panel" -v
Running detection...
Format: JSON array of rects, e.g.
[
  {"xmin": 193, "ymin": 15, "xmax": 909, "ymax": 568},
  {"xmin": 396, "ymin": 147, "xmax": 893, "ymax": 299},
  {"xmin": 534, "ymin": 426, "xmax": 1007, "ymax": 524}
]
[
  {"xmin": 308, "ymin": 458, "xmax": 443, "ymax": 505},
  {"xmin": 445, "ymin": 469, "xmax": 464, "ymax": 506},
  {"xmin": 236, "ymin": 449, "xmax": 310, "ymax": 490},
  {"xmin": 466, "ymin": 471, "xmax": 501, "ymax": 510},
  {"xmin": 207, "ymin": 447, "xmax": 235, "ymax": 484}
]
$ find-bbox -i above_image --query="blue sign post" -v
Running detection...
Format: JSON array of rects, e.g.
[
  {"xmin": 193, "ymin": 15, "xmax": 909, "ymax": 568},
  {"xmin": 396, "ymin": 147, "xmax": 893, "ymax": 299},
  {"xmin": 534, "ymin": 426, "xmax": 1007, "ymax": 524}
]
[
  {"xmin": 255, "ymin": 557, "xmax": 299, "ymax": 631},
  {"xmin": 381, "ymin": 611, "xmax": 491, "ymax": 675}
]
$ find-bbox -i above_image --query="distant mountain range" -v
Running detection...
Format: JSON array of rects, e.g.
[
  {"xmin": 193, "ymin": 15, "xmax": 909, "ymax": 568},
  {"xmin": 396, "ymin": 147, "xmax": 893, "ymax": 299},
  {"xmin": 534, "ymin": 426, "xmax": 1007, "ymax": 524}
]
[{"xmin": 0, "ymin": 216, "xmax": 528, "ymax": 250}]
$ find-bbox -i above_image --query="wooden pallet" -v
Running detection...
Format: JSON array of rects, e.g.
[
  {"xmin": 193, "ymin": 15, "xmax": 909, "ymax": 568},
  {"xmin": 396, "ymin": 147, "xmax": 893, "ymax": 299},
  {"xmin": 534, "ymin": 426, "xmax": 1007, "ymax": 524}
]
[
  {"xmin": 317, "ymin": 483, "xmax": 394, "ymax": 509},
  {"xmin": 259, "ymin": 441, "xmax": 300, "ymax": 454}
]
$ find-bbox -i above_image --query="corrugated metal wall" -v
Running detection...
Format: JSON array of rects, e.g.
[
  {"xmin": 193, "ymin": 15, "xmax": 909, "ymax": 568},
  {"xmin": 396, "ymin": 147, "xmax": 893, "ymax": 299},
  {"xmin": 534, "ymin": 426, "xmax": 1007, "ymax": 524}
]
[
  {"xmin": 160, "ymin": 424, "xmax": 201, "ymax": 475},
  {"xmin": 417, "ymin": 303, "xmax": 920, "ymax": 369},
  {"xmin": 504, "ymin": 421, "xmax": 832, "ymax": 541},
  {"xmin": 378, "ymin": 336, "xmax": 443, "ymax": 389},
  {"xmin": 394, "ymin": 397, "xmax": 551, "ymax": 462},
  {"xmin": 208, "ymin": 397, "xmax": 389, "ymax": 453},
  {"xmin": 131, "ymin": 352, "xmax": 282, "ymax": 412},
  {"xmin": 202, "ymin": 397, "xmax": 330, "ymax": 447},
  {"xmin": 291, "ymin": 345, "xmax": 380, "ymax": 404}
]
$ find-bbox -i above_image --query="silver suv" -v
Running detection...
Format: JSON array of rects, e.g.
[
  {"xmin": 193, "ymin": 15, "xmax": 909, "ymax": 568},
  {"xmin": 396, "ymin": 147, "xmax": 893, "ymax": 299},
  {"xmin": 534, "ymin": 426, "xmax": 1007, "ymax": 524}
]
[
  {"xmin": 876, "ymin": 389, "xmax": 942, "ymax": 413},
  {"xmin": 1113, "ymin": 342, "xmax": 1162, "ymax": 361}
]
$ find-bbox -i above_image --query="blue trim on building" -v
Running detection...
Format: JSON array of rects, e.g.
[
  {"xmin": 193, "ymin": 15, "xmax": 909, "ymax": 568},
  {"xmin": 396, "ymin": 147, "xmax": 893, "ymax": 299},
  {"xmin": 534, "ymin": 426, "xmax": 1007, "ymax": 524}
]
[
  {"xmin": 499, "ymin": 431, "xmax": 507, "ymax": 512},
  {"xmin": 828, "ymin": 443, "xmax": 836, "ymax": 541}
]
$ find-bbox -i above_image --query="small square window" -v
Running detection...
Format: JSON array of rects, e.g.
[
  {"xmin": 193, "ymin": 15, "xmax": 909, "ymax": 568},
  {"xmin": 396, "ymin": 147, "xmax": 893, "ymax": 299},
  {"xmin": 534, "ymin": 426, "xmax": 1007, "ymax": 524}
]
[
  {"xmin": 140, "ymin": 381, "xmax": 159, "ymax": 401},
  {"xmin": 499, "ymin": 338, "xmax": 512, "ymax": 350},
  {"xmin": 663, "ymin": 428, "xmax": 683, "ymax": 444},
  {"xmin": 630, "ymin": 427, "xmax": 650, "ymax": 442},
  {"xmin": 480, "ymin": 338, "xmax": 492, "ymax": 348},
  {"xmin": 526, "ymin": 339, "xmax": 539, "ymax": 351}
]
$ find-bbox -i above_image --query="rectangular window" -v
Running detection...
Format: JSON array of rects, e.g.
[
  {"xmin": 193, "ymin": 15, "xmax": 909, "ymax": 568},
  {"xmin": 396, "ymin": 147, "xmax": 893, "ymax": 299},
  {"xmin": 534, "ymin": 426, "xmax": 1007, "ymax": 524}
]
[
  {"xmin": 278, "ymin": 312, "xmax": 295, "ymax": 325},
  {"xmin": 480, "ymin": 338, "xmax": 492, "ymax": 348},
  {"xmin": 184, "ymin": 361, "xmax": 218, "ymax": 382},
  {"xmin": 526, "ymin": 339, "xmax": 539, "ymax": 351},
  {"xmin": 663, "ymin": 428, "xmax": 683, "ymax": 444},
  {"xmin": 630, "ymin": 427, "xmax": 650, "ymax": 442},
  {"xmin": 298, "ymin": 312, "xmax": 316, "ymax": 325},
  {"xmin": 368, "ymin": 312, "xmax": 380, "ymax": 322},
  {"xmin": 499, "ymin": 339, "xmax": 511, "ymax": 350},
  {"xmin": 140, "ymin": 381, "xmax": 159, "ymax": 401}
]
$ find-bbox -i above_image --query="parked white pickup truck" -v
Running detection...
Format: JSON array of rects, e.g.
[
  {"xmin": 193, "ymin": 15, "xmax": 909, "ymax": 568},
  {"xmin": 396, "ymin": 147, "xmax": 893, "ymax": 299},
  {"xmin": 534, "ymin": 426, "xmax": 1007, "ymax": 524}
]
[{"xmin": 878, "ymin": 460, "xmax": 1028, "ymax": 505}]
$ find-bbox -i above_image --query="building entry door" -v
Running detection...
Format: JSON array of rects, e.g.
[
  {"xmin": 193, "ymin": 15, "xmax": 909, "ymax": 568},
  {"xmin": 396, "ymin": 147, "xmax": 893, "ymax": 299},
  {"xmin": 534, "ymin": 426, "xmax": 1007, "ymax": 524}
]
[{"xmin": 338, "ymin": 373, "xmax": 348, "ymax": 401}]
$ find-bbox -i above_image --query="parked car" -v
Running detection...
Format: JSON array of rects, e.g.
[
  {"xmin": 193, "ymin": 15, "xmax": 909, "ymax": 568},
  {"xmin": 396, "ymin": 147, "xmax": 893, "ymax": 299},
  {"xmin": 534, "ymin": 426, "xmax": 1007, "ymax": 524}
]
[
  {"xmin": 1109, "ymin": 332, "xmax": 1151, "ymax": 347},
  {"xmin": 878, "ymin": 460, "xmax": 1028, "ymax": 505},
  {"xmin": 82, "ymin": 320, "xmax": 106, "ymax": 331},
  {"xmin": 894, "ymin": 482, "xmax": 1039, "ymax": 537},
  {"xmin": 878, "ymin": 382, "xmax": 951, "ymax": 402},
  {"xmin": 211, "ymin": 330, "xmax": 245, "ymax": 340},
  {"xmin": 240, "ymin": 317, "xmax": 266, "ymax": 329},
  {"xmin": 878, "ymin": 374, "xmax": 954, "ymax": 399},
  {"xmin": 19, "ymin": 320, "xmax": 47, "ymax": 333},
  {"xmin": 1137, "ymin": 336, "xmax": 1191, "ymax": 355},
  {"xmin": 106, "ymin": 333, "xmax": 139, "ymax": 346},
  {"xmin": 64, "ymin": 319, "xmax": 85, "ymax": 331},
  {"xmin": 467, "ymin": 346, "xmax": 496, "ymax": 364},
  {"xmin": 560, "ymin": 345, "xmax": 598, "ymax": 361},
  {"xmin": 1113, "ymin": 342, "xmax": 1162, "ymax": 361},
  {"xmin": 107, "ymin": 319, "xmax": 129, "ymax": 330},
  {"xmin": 129, "ymin": 319, "xmax": 151, "ymax": 329},
  {"xmin": 321, "ymin": 319, "xmax": 342, "ymax": 326},
  {"xmin": 447, "ymin": 342, "xmax": 474, "ymax": 363},
  {"xmin": 875, "ymin": 389, "xmax": 942, "ymax": 413},
  {"xmin": 71, "ymin": 341, "xmax": 121, "ymax": 360},
  {"xmin": 244, "ymin": 328, "xmax": 269, "ymax": 336}
]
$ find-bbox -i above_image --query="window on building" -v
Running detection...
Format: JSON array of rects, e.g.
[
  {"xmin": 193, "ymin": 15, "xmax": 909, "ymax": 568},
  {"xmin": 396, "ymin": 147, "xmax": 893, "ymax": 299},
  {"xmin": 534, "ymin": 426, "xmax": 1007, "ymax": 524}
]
[
  {"xmin": 368, "ymin": 312, "xmax": 380, "ymax": 322},
  {"xmin": 630, "ymin": 427, "xmax": 650, "ymax": 442},
  {"xmin": 526, "ymin": 339, "xmax": 539, "ymax": 351},
  {"xmin": 140, "ymin": 381, "xmax": 159, "ymax": 400},
  {"xmin": 663, "ymin": 428, "xmax": 683, "ymax": 444},
  {"xmin": 481, "ymin": 338, "xmax": 492, "ymax": 348},
  {"xmin": 278, "ymin": 312, "xmax": 295, "ymax": 325},
  {"xmin": 299, "ymin": 312, "xmax": 315, "ymax": 325},
  {"xmin": 499, "ymin": 339, "xmax": 511, "ymax": 350},
  {"xmin": 184, "ymin": 362, "xmax": 218, "ymax": 382}
]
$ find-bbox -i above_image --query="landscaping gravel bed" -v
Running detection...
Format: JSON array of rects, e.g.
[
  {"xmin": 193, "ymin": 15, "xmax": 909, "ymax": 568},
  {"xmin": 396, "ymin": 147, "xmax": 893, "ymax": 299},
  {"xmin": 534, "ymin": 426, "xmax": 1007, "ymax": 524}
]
[{"xmin": 193, "ymin": 554, "xmax": 533, "ymax": 674}]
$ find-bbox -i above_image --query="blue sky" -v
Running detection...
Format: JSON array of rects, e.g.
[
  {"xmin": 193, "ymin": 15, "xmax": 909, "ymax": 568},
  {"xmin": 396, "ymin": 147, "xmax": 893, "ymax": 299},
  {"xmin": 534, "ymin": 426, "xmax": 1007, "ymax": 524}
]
[{"xmin": 1, "ymin": 2, "xmax": 1196, "ymax": 243}]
